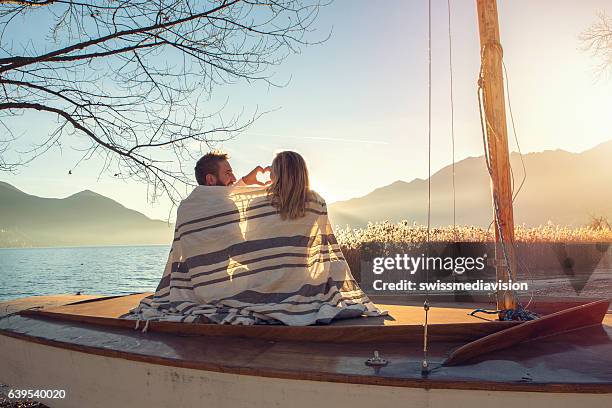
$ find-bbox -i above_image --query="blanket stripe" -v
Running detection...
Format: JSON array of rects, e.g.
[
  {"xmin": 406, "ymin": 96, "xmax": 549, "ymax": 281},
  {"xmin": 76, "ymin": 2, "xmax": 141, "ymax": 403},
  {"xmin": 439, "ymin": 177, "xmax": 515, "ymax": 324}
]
[{"xmin": 123, "ymin": 185, "xmax": 385, "ymax": 325}]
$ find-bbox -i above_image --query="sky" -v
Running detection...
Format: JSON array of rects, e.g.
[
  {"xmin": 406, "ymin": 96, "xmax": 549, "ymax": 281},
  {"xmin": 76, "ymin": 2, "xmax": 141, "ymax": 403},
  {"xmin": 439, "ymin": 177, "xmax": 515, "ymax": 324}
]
[{"xmin": 2, "ymin": 0, "xmax": 612, "ymax": 221}]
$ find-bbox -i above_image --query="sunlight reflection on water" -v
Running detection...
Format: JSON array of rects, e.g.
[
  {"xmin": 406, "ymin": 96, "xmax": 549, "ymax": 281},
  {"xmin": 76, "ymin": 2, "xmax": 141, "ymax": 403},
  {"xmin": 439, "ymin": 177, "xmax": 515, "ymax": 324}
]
[{"xmin": 0, "ymin": 245, "xmax": 169, "ymax": 301}]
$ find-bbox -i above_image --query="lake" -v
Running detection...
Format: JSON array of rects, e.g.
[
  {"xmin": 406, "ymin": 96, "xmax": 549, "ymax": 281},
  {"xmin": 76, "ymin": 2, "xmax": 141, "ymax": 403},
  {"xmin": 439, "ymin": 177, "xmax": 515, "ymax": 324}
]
[
  {"xmin": 0, "ymin": 246, "xmax": 170, "ymax": 301},
  {"xmin": 1, "ymin": 245, "xmax": 610, "ymax": 302}
]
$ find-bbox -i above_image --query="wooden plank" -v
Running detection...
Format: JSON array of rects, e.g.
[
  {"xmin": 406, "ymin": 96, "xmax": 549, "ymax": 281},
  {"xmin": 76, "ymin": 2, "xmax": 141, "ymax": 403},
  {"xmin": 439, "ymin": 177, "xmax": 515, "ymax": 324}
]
[
  {"xmin": 40, "ymin": 293, "xmax": 150, "ymax": 318},
  {"xmin": 12, "ymin": 293, "xmax": 521, "ymax": 343},
  {"xmin": 15, "ymin": 293, "xmax": 606, "ymax": 344},
  {"xmin": 9, "ymin": 293, "xmax": 608, "ymax": 345},
  {"xmin": 20, "ymin": 307, "xmax": 518, "ymax": 344},
  {"xmin": 443, "ymin": 299, "xmax": 610, "ymax": 366},
  {"xmin": 0, "ymin": 294, "xmax": 104, "ymax": 317},
  {"xmin": 40, "ymin": 293, "xmax": 498, "ymax": 326}
]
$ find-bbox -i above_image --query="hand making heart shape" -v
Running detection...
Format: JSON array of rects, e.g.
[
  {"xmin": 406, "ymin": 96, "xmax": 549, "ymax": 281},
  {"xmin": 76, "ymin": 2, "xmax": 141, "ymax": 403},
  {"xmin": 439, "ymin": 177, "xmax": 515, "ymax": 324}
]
[
  {"xmin": 242, "ymin": 165, "xmax": 271, "ymax": 186},
  {"xmin": 256, "ymin": 166, "xmax": 271, "ymax": 185}
]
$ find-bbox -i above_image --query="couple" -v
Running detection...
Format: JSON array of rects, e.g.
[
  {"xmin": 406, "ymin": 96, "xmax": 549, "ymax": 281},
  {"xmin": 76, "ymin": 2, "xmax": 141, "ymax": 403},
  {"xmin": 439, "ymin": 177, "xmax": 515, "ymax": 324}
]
[
  {"xmin": 194, "ymin": 150, "xmax": 313, "ymax": 220},
  {"xmin": 126, "ymin": 150, "xmax": 384, "ymax": 326}
]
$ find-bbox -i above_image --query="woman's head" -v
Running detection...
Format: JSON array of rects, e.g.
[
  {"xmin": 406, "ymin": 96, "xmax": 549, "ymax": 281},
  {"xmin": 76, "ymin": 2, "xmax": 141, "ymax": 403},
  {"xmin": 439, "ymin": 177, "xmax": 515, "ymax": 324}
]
[{"xmin": 267, "ymin": 151, "xmax": 311, "ymax": 220}]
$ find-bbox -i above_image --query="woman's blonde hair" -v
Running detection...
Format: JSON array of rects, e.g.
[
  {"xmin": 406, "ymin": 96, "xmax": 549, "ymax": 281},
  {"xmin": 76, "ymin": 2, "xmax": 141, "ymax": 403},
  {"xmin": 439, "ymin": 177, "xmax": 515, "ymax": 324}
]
[{"xmin": 267, "ymin": 151, "xmax": 312, "ymax": 220}]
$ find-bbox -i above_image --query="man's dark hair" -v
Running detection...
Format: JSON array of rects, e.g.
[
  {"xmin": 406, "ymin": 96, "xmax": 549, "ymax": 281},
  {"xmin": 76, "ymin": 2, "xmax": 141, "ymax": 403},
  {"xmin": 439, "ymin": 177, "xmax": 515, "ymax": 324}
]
[{"xmin": 195, "ymin": 151, "xmax": 229, "ymax": 185}]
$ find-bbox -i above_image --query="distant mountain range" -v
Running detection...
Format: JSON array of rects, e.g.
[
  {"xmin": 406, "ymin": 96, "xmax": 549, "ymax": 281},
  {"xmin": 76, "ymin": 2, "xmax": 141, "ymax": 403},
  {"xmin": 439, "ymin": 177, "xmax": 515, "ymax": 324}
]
[
  {"xmin": 0, "ymin": 182, "xmax": 174, "ymax": 247},
  {"xmin": 328, "ymin": 140, "xmax": 612, "ymax": 228},
  {"xmin": 2, "ymin": 140, "xmax": 610, "ymax": 247}
]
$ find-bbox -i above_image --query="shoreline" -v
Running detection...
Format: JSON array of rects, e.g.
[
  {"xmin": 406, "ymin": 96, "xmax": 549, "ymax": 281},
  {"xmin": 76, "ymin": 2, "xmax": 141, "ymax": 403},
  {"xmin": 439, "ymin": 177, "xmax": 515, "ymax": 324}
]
[{"xmin": 0, "ymin": 243, "xmax": 170, "ymax": 250}]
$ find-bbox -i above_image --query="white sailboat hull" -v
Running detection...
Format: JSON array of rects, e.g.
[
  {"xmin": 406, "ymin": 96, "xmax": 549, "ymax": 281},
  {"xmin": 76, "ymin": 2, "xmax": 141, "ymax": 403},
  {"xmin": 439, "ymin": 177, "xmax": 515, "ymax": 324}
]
[{"xmin": 1, "ymin": 333, "xmax": 609, "ymax": 408}]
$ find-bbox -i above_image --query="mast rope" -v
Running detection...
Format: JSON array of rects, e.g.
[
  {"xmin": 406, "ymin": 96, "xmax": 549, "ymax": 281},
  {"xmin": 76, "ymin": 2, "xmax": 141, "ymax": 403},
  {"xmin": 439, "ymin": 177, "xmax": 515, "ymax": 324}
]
[
  {"xmin": 447, "ymin": 0, "xmax": 458, "ymax": 297},
  {"xmin": 501, "ymin": 59, "xmax": 528, "ymax": 203},
  {"xmin": 470, "ymin": 305, "xmax": 538, "ymax": 321},
  {"xmin": 501, "ymin": 59, "xmax": 536, "ymax": 310},
  {"xmin": 421, "ymin": 0, "xmax": 433, "ymax": 375},
  {"xmin": 477, "ymin": 41, "xmax": 538, "ymax": 319},
  {"xmin": 478, "ymin": 42, "xmax": 518, "ymax": 308},
  {"xmin": 448, "ymin": 0, "xmax": 456, "ymax": 238}
]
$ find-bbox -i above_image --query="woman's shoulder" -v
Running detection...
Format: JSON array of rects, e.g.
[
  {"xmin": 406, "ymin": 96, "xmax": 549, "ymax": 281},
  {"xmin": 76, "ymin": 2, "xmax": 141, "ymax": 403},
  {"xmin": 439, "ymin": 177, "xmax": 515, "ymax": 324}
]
[{"xmin": 308, "ymin": 190, "xmax": 327, "ymax": 207}]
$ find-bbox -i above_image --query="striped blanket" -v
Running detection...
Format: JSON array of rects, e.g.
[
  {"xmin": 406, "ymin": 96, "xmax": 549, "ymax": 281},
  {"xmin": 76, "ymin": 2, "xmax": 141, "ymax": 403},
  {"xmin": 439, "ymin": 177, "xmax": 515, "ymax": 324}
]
[{"xmin": 123, "ymin": 185, "xmax": 385, "ymax": 326}]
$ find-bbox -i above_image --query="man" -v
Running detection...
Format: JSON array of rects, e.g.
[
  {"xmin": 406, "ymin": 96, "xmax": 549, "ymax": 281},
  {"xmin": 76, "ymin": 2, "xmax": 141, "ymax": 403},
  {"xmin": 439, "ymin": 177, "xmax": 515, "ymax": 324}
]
[{"xmin": 194, "ymin": 151, "xmax": 269, "ymax": 187}]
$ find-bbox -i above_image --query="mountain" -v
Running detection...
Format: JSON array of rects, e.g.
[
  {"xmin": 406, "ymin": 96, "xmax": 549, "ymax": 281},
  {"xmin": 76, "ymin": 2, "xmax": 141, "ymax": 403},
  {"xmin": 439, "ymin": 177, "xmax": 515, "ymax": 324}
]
[
  {"xmin": 329, "ymin": 140, "xmax": 612, "ymax": 228},
  {"xmin": 0, "ymin": 182, "xmax": 174, "ymax": 247},
  {"xmin": 2, "ymin": 140, "xmax": 610, "ymax": 246}
]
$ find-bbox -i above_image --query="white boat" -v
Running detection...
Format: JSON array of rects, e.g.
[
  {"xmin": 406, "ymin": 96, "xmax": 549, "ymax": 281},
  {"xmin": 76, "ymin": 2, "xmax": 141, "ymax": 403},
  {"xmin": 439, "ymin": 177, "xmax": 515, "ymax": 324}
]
[
  {"xmin": 0, "ymin": 293, "xmax": 610, "ymax": 408},
  {"xmin": 1, "ymin": 1, "xmax": 610, "ymax": 407}
]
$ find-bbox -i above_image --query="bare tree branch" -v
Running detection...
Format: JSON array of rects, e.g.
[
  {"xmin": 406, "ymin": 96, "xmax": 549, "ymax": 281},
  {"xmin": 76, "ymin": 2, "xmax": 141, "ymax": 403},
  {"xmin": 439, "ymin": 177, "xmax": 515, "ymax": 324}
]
[
  {"xmin": 580, "ymin": 10, "xmax": 612, "ymax": 78},
  {"xmin": 0, "ymin": 0, "xmax": 328, "ymax": 207}
]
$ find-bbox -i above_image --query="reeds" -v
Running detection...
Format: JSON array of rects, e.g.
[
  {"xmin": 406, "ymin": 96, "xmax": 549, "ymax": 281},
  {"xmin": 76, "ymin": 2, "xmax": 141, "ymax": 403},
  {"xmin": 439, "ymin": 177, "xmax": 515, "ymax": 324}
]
[{"xmin": 335, "ymin": 220, "xmax": 612, "ymax": 249}]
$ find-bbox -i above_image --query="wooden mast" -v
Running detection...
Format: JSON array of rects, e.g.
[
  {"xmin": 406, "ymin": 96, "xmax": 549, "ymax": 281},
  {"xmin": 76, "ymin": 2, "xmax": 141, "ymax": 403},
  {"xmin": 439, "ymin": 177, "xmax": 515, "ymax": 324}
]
[{"xmin": 475, "ymin": 0, "xmax": 517, "ymax": 311}]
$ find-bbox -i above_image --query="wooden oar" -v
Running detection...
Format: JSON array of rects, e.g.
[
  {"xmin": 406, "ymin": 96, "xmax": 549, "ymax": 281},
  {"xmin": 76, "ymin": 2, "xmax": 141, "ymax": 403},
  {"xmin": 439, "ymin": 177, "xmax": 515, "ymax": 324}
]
[{"xmin": 443, "ymin": 299, "xmax": 610, "ymax": 366}]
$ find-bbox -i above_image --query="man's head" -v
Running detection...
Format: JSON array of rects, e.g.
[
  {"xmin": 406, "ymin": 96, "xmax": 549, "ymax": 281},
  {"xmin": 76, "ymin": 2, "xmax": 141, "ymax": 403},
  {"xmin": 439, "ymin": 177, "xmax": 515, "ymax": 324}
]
[{"xmin": 194, "ymin": 151, "xmax": 237, "ymax": 186}]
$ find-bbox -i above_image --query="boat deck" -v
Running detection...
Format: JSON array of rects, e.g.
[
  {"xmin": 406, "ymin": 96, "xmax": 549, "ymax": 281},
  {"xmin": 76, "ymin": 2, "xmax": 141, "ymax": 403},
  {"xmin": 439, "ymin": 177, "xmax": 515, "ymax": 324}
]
[
  {"xmin": 8, "ymin": 292, "xmax": 500, "ymax": 324},
  {"xmin": 1, "ymin": 293, "xmax": 530, "ymax": 343},
  {"xmin": 0, "ymin": 294, "xmax": 610, "ymax": 393}
]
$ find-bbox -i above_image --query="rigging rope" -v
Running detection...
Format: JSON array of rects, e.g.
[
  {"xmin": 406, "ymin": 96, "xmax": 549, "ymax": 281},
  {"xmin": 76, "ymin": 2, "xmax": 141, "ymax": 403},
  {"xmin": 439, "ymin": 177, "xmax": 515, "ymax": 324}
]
[
  {"xmin": 477, "ymin": 44, "xmax": 518, "ymax": 309},
  {"xmin": 447, "ymin": 0, "xmax": 458, "ymax": 295},
  {"xmin": 448, "ymin": 0, "xmax": 456, "ymax": 238},
  {"xmin": 501, "ymin": 60, "xmax": 536, "ymax": 310},
  {"xmin": 485, "ymin": 60, "xmax": 527, "ymax": 236},
  {"xmin": 477, "ymin": 42, "xmax": 538, "ymax": 318},
  {"xmin": 502, "ymin": 61, "xmax": 527, "ymax": 203},
  {"xmin": 421, "ymin": 1, "xmax": 537, "ymax": 371},
  {"xmin": 422, "ymin": 0, "xmax": 433, "ymax": 375},
  {"xmin": 470, "ymin": 305, "xmax": 538, "ymax": 321}
]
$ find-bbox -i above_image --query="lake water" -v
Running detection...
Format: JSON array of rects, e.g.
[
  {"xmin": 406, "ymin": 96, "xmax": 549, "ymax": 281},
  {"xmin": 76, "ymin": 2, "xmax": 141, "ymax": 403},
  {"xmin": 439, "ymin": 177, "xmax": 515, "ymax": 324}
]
[
  {"xmin": 0, "ymin": 246, "xmax": 170, "ymax": 302},
  {"xmin": 1, "ymin": 245, "xmax": 610, "ymax": 302}
]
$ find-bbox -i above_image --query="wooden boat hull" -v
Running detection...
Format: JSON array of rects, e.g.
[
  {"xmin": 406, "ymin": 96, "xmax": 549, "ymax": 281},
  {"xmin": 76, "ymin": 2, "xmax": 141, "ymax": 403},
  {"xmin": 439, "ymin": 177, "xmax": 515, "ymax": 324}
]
[{"xmin": 0, "ymin": 294, "xmax": 610, "ymax": 407}]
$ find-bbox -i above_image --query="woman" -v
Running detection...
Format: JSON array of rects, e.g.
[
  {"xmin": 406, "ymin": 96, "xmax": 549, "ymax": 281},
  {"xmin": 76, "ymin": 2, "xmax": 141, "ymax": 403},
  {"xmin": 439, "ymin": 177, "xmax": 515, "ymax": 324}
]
[{"xmin": 266, "ymin": 150, "xmax": 315, "ymax": 220}]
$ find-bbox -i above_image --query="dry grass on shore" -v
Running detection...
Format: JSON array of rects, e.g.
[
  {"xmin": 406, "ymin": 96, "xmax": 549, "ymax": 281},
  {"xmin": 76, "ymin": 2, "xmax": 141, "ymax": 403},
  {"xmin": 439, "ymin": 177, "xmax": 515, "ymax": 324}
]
[{"xmin": 335, "ymin": 220, "xmax": 612, "ymax": 249}]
